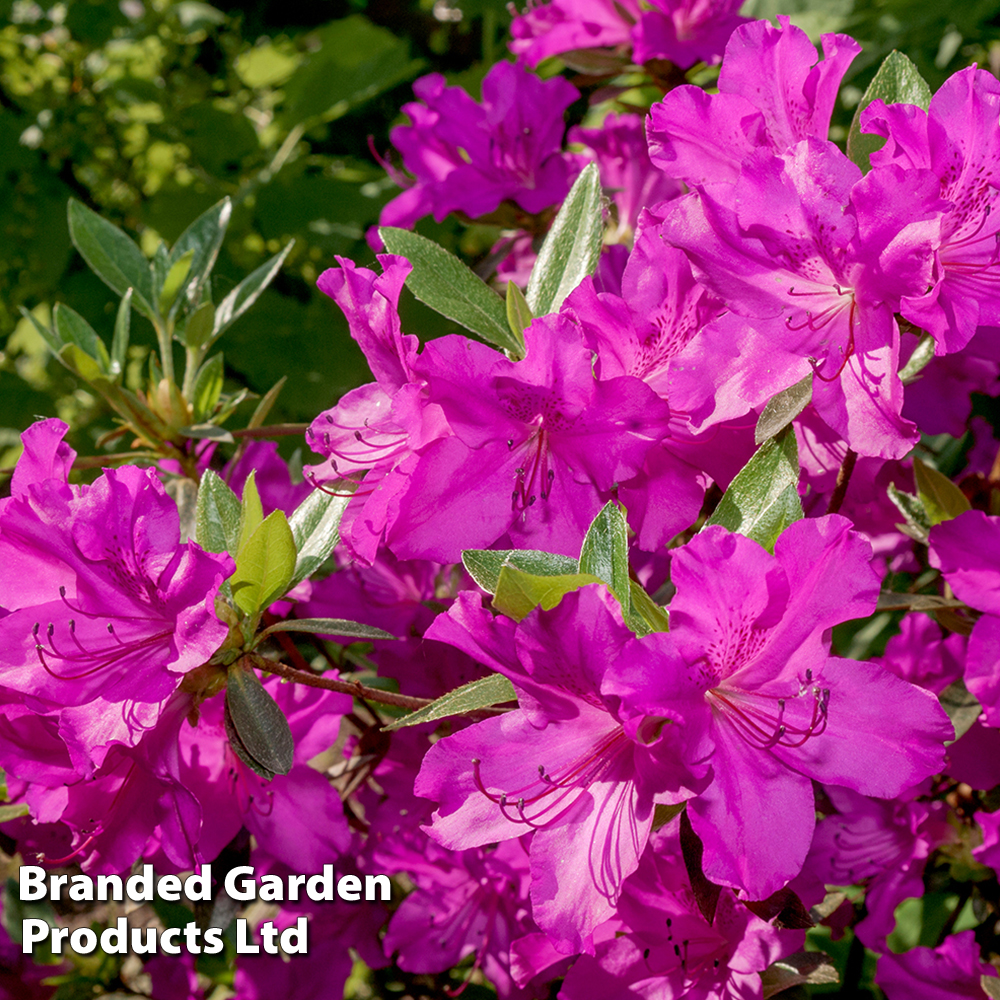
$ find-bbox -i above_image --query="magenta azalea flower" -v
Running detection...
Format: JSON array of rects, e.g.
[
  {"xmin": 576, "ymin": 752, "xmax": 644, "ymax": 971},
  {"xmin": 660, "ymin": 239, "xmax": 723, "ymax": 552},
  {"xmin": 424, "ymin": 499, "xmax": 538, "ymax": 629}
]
[
  {"xmin": 929, "ymin": 509, "xmax": 1000, "ymax": 726},
  {"xmin": 510, "ymin": 0, "xmax": 639, "ymax": 67},
  {"xmin": 378, "ymin": 61, "xmax": 585, "ymax": 230},
  {"xmin": 386, "ymin": 313, "xmax": 675, "ymax": 561},
  {"xmin": 657, "ymin": 139, "xmax": 944, "ymax": 457},
  {"xmin": 559, "ymin": 822, "xmax": 799, "ymax": 1000},
  {"xmin": 648, "ymin": 16, "xmax": 860, "ymax": 187},
  {"xmin": 383, "ymin": 838, "xmax": 537, "ymax": 999},
  {"xmin": 862, "ymin": 67, "xmax": 1000, "ymax": 355},
  {"xmin": 612, "ymin": 517, "xmax": 952, "ymax": 899},
  {"xmin": 415, "ymin": 586, "xmax": 698, "ymax": 952},
  {"xmin": 0, "ymin": 420, "xmax": 231, "ymax": 775},
  {"xmin": 875, "ymin": 930, "xmax": 997, "ymax": 1000},
  {"xmin": 807, "ymin": 784, "xmax": 950, "ymax": 950}
]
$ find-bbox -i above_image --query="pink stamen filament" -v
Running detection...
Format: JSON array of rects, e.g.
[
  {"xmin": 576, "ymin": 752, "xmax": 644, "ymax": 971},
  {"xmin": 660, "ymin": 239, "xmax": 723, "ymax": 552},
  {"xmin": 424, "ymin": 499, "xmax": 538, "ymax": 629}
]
[
  {"xmin": 33, "ymin": 621, "xmax": 173, "ymax": 681},
  {"xmin": 511, "ymin": 425, "xmax": 556, "ymax": 513},
  {"xmin": 707, "ymin": 684, "xmax": 829, "ymax": 750},
  {"xmin": 471, "ymin": 727, "xmax": 627, "ymax": 828}
]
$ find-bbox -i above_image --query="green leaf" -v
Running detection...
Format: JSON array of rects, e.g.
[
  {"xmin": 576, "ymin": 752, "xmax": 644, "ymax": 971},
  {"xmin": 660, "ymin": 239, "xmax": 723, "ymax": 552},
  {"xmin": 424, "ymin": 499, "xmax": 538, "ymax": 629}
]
[
  {"xmin": 579, "ymin": 502, "xmax": 630, "ymax": 607},
  {"xmin": 506, "ymin": 280, "xmax": 533, "ymax": 342},
  {"xmin": 526, "ymin": 162, "xmax": 604, "ymax": 317},
  {"xmin": 0, "ymin": 803, "xmax": 29, "ymax": 823},
  {"xmin": 167, "ymin": 197, "xmax": 232, "ymax": 318},
  {"xmin": 212, "ymin": 241, "xmax": 294, "ymax": 342},
  {"xmin": 899, "ymin": 332, "xmax": 936, "ymax": 385},
  {"xmin": 876, "ymin": 592, "xmax": 965, "ymax": 612},
  {"xmin": 17, "ymin": 306, "xmax": 63, "ymax": 355},
  {"xmin": 110, "ymin": 289, "xmax": 132, "ymax": 378},
  {"xmin": 180, "ymin": 423, "xmax": 235, "ymax": 444},
  {"xmin": 628, "ymin": 579, "xmax": 670, "ymax": 635},
  {"xmin": 190, "ymin": 352, "xmax": 224, "ymax": 423},
  {"xmin": 939, "ymin": 679, "xmax": 982, "ymax": 741},
  {"xmin": 705, "ymin": 425, "xmax": 803, "ymax": 552},
  {"xmin": 887, "ymin": 483, "xmax": 931, "ymax": 544},
  {"xmin": 982, "ymin": 976, "xmax": 1000, "ymax": 1000},
  {"xmin": 462, "ymin": 548, "xmax": 579, "ymax": 595},
  {"xmin": 159, "ymin": 248, "xmax": 194, "ymax": 316},
  {"xmin": 914, "ymin": 457, "xmax": 970, "ymax": 526},
  {"xmin": 52, "ymin": 303, "xmax": 110, "ymax": 372},
  {"xmin": 492, "ymin": 564, "xmax": 601, "ymax": 620},
  {"xmin": 183, "ymin": 300, "xmax": 216, "ymax": 351},
  {"xmin": 847, "ymin": 51, "xmax": 933, "ymax": 174},
  {"xmin": 755, "ymin": 375, "xmax": 812, "ymax": 446},
  {"xmin": 57, "ymin": 342, "xmax": 104, "ymax": 381},
  {"xmin": 761, "ymin": 951, "xmax": 839, "ymax": 998},
  {"xmin": 196, "ymin": 470, "xmax": 242, "ymax": 555},
  {"xmin": 67, "ymin": 199, "xmax": 157, "ymax": 320},
  {"xmin": 237, "ymin": 470, "xmax": 264, "ymax": 556},
  {"xmin": 288, "ymin": 486, "xmax": 354, "ymax": 589},
  {"xmin": 260, "ymin": 618, "xmax": 396, "ymax": 641},
  {"xmin": 379, "ymin": 227, "xmax": 522, "ymax": 355},
  {"xmin": 384, "ymin": 673, "xmax": 516, "ymax": 732},
  {"xmin": 224, "ymin": 659, "xmax": 294, "ymax": 778},
  {"xmin": 247, "ymin": 375, "xmax": 286, "ymax": 430},
  {"xmin": 230, "ymin": 509, "xmax": 297, "ymax": 616}
]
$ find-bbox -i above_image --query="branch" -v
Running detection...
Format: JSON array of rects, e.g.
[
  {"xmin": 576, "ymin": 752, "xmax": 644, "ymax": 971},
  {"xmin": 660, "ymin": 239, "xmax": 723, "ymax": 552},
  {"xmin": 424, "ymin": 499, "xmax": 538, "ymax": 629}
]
[
  {"xmin": 250, "ymin": 655, "xmax": 432, "ymax": 710},
  {"xmin": 230, "ymin": 423, "xmax": 309, "ymax": 439},
  {"xmin": 826, "ymin": 449, "xmax": 858, "ymax": 515}
]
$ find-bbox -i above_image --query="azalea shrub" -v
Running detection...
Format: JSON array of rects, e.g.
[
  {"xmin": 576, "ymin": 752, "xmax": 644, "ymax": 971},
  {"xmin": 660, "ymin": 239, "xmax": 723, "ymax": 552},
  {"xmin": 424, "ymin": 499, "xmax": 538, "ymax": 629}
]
[{"xmin": 7, "ymin": 2, "xmax": 1000, "ymax": 999}]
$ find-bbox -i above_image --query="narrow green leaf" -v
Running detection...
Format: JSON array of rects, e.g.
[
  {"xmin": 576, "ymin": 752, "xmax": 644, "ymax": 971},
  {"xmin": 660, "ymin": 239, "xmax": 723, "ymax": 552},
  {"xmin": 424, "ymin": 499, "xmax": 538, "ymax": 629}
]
[
  {"xmin": 67, "ymin": 199, "xmax": 157, "ymax": 319},
  {"xmin": 190, "ymin": 352, "xmax": 225, "ymax": 423},
  {"xmin": 876, "ymin": 592, "xmax": 965, "ymax": 613},
  {"xmin": 940, "ymin": 679, "xmax": 982, "ymax": 741},
  {"xmin": 379, "ymin": 227, "xmax": 521, "ymax": 355},
  {"xmin": 705, "ymin": 425, "xmax": 803, "ymax": 552},
  {"xmin": 167, "ymin": 197, "xmax": 232, "ymax": 317},
  {"xmin": 237, "ymin": 470, "xmax": 264, "ymax": 556},
  {"xmin": 248, "ymin": 375, "xmax": 286, "ymax": 430},
  {"xmin": 159, "ymin": 248, "xmax": 194, "ymax": 316},
  {"xmin": 230, "ymin": 509, "xmax": 297, "ymax": 616},
  {"xmin": 462, "ymin": 548, "xmax": 579, "ymax": 595},
  {"xmin": 755, "ymin": 375, "xmax": 812, "ymax": 446},
  {"xmin": 288, "ymin": 486, "xmax": 354, "ymax": 589},
  {"xmin": 492, "ymin": 565, "xmax": 601, "ymax": 620},
  {"xmin": 384, "ymin": 673, "xmax": 516, "ymax": 732},
  {"xmin": 53, "ymin": 303, "xmax": 110, "ymax": 372},
  {"xmin": 0, "ymin": 803, "xmax": 29, "ymax": 823},
  {"xmin": 899, "ymin": 332, "xmax": 936, "ymax": 385},
  {"xmin": 180, "ymin": 423, "xmax": 234, "ymax": 443},
  {"xmin": 506, "ymin": 280, "xmax": 532, "ymax": 344},
  {"xmin": 225, "ymin": 659, "xmax": 294, "ymax": 777},
  {"xmin": 579, "ymin": 502, "xmax": 630, "ymax": 607},
  {"xmin": 887, "ymin": 483, "xmax": 931, "ymax": 544},
  {"xmin": 847, "ymin": 51, "xmax": 933, "ymax": 174},
  {"xmin": 212, "ymin": 241, "xmax": 295, "ymax": 341},
  {"xmin": 628, "ymin": 579, "xmax": 670, "ymax": 635},
  {"xmin": 914, "ymin": 457, "xmax": 970, "ymax": 526},
  {"xmin": 195, "ymin": 469, "xmax": 242, "ymax": 554},
  {"xmin": 260, "ymin": 618, "xmax": 396, "ymax": 641},
  {"xmin": 183, "ymin": 301, "xmax": 216, "ymax": 350},
  {"xmin": 111, "ymin": 289, "xmax": 132, "ymax": 378},
  {"xmin": 526, "ymin": 162, "xmax": 604, "ymax": 317},
  {"xmin": 17, "ymin": 306, "xmax": 63, "ymax": 355}
]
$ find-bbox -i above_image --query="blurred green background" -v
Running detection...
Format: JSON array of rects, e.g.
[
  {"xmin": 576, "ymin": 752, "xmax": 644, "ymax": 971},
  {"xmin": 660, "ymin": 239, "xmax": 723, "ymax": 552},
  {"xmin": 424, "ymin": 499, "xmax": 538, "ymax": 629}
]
[{"xmin": 3, "ymin": 0, "xmax": 1000, "ymax": 460}]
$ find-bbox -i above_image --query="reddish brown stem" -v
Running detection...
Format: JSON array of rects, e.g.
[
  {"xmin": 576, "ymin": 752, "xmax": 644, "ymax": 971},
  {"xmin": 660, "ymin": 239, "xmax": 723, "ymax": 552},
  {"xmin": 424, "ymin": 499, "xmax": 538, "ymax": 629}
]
[
  {"xmin": 230, "ymin": 424, "xmax": 308, "ymax": 438},
  {"xmin": 250, "ymin": 654, "xmax": 431, "ymax": 710},
  {"xmin": 826, "ymin": 449, "xmax": 858, "ymax": 515}
]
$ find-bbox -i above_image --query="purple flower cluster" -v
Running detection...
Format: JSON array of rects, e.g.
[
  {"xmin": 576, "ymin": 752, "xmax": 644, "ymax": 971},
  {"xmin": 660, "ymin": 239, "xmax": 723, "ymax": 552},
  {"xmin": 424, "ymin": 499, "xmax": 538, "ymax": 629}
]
[{"xmin": 9, "ymin": 8, "xmax": 1000, "ymax": 999}]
